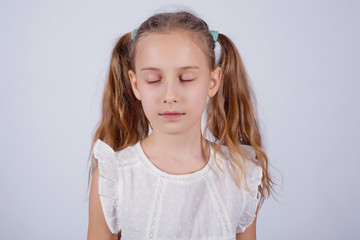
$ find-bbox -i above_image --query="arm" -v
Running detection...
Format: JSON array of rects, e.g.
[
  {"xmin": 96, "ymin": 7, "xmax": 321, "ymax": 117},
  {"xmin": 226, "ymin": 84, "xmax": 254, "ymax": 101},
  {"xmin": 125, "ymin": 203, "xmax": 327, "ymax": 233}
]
[
  {"xmin": 87, "ymin": 166, "xmax": 120, "ymax": 240},
  {"xmin": 236, "ymin": 203, "xmax": 260, "ymax": 240},
  {"xmin": 236, "ymin": 215, "xmax": 257, "ymax": 240}
]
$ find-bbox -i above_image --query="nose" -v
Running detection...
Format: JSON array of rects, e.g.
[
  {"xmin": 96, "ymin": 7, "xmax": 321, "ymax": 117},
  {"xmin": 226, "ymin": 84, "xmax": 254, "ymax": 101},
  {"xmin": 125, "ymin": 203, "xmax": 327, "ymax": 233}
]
[
  {"xmin": 164, "ymin": 96, "xmax": 177, "ymax": 103},
  {"xmin": 163, "ymin": 80, "xmax": 178, "ymax": 103}
]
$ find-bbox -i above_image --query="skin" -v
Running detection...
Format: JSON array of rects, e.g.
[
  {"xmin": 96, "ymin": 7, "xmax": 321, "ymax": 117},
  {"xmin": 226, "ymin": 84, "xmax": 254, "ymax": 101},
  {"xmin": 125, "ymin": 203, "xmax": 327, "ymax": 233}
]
[
  {"xmin": 87, "ymin": 30, "xmax": 257, "ymax": 239},
  {"xmin": 128, "ymin": 30, "xmax": 221, "ymax": 168},
  {"xmin": 236, "ymin": 210, "xmax": 259, "ymax": 240},
  {"xmin": 88, "ymin": 167, "xmax": 120, "ymax": 240}
]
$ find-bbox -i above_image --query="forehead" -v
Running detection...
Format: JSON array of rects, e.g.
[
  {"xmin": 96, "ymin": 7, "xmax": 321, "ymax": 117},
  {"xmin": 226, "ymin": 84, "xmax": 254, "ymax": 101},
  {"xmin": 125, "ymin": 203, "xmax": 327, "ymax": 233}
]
[{"xmin": 133, "ymin": 31, "xmax": 208, "ymax": 72}]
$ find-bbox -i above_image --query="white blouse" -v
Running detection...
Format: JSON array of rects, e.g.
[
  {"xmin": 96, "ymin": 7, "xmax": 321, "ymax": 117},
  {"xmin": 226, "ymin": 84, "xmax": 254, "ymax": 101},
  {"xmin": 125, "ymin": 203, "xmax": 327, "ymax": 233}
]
[{"xmin": 92, "ymin": 138, "xmax": 262, "ymax": 240}]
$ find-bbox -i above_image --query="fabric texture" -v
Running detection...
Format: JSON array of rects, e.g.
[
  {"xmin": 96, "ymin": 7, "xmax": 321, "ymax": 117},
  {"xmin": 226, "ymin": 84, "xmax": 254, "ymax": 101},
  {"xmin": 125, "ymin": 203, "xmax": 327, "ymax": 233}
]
[{"xmin": 91, "ymin": 138, "xmax": 262, "ymax": 240}]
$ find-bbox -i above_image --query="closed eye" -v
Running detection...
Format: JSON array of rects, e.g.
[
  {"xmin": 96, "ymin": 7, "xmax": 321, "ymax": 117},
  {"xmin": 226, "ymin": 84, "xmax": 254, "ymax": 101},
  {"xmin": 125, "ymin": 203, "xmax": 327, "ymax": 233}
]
[
  {"xmin": 148, "ymin": 80, "xmax": 160, "ymax": 84},
  {"xmin": 148, "ymin": 79, "xmax": 194, "ymax": 83}
]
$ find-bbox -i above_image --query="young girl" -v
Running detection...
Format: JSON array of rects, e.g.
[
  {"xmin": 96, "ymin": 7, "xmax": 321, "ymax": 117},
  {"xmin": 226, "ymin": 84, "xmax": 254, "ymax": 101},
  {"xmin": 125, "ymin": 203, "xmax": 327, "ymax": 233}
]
[{"xmin": 87, "ymin": 10, "xmax": 274, "ymax": 240}]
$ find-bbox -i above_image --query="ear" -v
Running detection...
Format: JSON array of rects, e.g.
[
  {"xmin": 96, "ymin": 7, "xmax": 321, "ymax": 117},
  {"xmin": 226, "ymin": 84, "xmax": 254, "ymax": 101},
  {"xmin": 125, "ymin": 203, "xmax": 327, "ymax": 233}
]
[
  {"xmin": 208, "ymin": 66, "xmax": 222, "ymax": 98},
  {"xmin": 128, "ymin": 69, "xmax": 141, "ymax": 101}
]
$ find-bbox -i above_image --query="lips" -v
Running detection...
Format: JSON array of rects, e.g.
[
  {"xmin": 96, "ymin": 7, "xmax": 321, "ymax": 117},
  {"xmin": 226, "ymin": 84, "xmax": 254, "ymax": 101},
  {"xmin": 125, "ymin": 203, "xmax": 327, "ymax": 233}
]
[
  {"xmin": 160, "ymin": 111, "xmax": 185, "ymax": 115},
  {"xmin": 159, "ymin": 111, "xmax": 185, "ymax": 119}
]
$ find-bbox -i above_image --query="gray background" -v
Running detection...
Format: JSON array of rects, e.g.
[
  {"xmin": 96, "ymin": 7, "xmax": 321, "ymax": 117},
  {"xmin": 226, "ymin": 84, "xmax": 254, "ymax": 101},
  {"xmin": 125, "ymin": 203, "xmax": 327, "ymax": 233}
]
[{"xmin": 1, "ymin": 0, "xmax": 359, "ymax": 239}]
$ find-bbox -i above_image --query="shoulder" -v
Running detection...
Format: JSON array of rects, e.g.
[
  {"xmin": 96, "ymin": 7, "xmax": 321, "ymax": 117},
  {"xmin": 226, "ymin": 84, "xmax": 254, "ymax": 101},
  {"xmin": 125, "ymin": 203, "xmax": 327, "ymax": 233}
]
[
  {"xmin": 208, "ymin": 142, "xmax": 262, "ymax": 233},
  {"xmin": 212, "ymin": 142, "xmax": 257, "ymax": 167},
  {"xmin": 212, "ymin": 142, "xmax": 262, "ymax": 190},
  {"xmin": 90, "ymin": 139, "xmax": 141, "ymax": 234},
  {"xmin": 92, "ymin": 139, "xmax": 139, "ymax": 168}
]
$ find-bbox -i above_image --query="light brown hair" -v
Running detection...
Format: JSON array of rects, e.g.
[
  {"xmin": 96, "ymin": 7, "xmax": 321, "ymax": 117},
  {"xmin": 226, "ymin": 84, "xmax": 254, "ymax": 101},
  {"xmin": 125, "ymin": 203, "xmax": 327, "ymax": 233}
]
[{"xmin": 86, "ymin": 10, "xmax": 275, "ymax": 207}]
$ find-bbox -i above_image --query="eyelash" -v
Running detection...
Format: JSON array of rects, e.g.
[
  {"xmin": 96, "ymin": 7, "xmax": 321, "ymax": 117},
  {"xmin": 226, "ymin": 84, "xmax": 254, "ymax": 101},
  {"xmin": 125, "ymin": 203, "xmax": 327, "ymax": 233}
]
[{"xmin": 148, "ymin": 79, "xmax": 194, "ymax": 84}]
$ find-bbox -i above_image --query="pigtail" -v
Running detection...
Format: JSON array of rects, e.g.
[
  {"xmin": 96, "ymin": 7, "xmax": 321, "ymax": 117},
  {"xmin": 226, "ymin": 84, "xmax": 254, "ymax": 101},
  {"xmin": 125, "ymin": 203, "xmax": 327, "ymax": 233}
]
[
  {"xmin": 94, "ymin": 32, "xmax": 149, "ymax": 150},
  {"xmin": 206, "ymin": 33, "xmax": 275, "ymax": 207},
  {"xmin": 86, "ymin": 33, "xmax": 149, "ymax": 195}
]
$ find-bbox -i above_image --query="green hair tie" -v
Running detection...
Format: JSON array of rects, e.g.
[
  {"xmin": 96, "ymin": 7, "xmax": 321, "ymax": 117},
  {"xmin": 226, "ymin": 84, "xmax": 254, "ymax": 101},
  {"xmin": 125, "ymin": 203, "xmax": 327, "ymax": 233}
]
[
  {"xmin": 131, "ymin": 28, "xmax": 219, "ymax": 42},
  {"xmin": 209, "ymin": 30, "xmax": 219, "ymax": 42},
  {"xmin": 131, "ymin": 28, "xmax": 138, "ymax": 40}
]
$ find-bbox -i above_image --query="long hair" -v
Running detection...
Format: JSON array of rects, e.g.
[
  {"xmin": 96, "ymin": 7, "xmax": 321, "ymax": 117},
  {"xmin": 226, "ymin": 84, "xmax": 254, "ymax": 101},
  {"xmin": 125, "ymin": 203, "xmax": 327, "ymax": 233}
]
[{"xmin": 86, "ymin": 10, "xmax": 275, "ymax": 207}]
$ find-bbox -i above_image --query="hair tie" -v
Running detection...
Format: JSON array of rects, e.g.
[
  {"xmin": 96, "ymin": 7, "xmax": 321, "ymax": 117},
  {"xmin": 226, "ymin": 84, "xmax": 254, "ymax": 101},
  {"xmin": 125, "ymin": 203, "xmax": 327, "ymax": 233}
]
[
  {"xmin": 131, "ymin": 28, "xmax": 219, "ymax": 42},
  {"xmin": 131, "ymin": 28, "xmax": 138, "ymax": 40},
  {"xmin": 209, "ymin": 30, "xmax": 219, "ymax": 42}
]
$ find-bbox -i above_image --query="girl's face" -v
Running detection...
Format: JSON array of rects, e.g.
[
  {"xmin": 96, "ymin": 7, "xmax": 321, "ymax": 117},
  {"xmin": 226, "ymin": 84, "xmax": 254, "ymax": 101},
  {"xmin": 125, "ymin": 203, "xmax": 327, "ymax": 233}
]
[{"xmin": 128, "ymin": 30, "xmax": 221, "ymax": 135}]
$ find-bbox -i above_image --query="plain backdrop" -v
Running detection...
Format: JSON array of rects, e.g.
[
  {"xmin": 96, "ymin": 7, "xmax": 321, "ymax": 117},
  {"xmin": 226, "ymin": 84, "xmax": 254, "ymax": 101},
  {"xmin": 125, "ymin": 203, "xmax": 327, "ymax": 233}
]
[{"xmin": 0, "ymin": 0, "xmax": 359, "ymax": 239}]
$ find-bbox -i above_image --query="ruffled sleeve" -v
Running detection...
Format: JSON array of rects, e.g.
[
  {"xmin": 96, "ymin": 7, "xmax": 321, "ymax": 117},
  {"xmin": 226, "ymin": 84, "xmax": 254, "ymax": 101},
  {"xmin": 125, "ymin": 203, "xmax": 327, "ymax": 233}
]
[
  {"xmin": 92, "ymin": 139, "xmax": 121, "ymax": 234},
  {"xmin": 236, "ymin": 145, "xmax": 263, "ymax": 233}
]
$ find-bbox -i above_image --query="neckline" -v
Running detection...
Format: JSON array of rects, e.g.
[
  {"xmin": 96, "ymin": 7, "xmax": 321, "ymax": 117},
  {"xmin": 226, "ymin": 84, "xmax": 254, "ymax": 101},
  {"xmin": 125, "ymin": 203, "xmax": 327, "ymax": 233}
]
[{"xmin": 136, "ymin": 140, "xmax": 214, "ymax": 181}]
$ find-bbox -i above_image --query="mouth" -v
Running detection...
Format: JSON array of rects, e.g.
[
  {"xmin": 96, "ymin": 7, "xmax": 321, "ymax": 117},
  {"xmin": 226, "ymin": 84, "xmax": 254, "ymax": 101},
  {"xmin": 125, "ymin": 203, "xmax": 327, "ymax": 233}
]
[{"xmin": 159, "ymin": 111, "xmax": 185, "ymax": 119}]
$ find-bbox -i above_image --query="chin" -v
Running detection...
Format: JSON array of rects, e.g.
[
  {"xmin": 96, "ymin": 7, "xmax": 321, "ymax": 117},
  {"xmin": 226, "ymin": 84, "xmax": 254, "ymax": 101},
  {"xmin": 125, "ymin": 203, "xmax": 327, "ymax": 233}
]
[
  {"xmin": 161, "ymin": 128, "xmax": 185, "ymax": 135},
  {"xmin": 153, "ymin": 124, "xmax": 187, "ymax": 135}
]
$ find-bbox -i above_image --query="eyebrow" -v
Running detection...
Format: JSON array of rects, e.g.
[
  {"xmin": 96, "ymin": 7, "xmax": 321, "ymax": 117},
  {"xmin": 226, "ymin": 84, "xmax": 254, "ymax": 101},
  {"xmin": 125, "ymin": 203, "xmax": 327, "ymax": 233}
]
[{"xmin": 140, "ymin": 65, "xmax": 200, "ymax": 71}]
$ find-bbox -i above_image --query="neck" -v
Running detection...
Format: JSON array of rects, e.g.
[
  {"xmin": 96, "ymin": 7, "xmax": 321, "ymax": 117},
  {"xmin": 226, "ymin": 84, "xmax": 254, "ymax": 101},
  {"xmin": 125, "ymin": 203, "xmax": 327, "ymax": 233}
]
[{"xmin": 141, "ymin": 124, "xmax": 209, "ymax": 163}]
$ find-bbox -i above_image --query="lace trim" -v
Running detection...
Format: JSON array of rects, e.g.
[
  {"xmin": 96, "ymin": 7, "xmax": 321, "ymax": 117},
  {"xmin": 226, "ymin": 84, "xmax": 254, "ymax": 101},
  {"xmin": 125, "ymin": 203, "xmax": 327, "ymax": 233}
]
[
  {"xmin": 206, "ymin": 177, "xmax": 232, "ymax": 237},
  {"xmin": 148, "ymin": 177, "xmax": 165, "ymax": 239},
  {"xmin": 236, "ymin": 154, "xmax": 263, "ymax": 233},
  {"xmin": 92, "ymin": 139, "xmax": 121, "ymax": 234}
]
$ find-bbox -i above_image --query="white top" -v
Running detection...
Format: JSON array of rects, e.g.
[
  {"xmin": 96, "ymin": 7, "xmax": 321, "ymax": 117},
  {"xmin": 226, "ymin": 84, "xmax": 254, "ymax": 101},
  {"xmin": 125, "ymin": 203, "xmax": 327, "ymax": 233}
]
[{"xmin": 92, "ymin": 138, "xmax": 262, "ymax": 240}]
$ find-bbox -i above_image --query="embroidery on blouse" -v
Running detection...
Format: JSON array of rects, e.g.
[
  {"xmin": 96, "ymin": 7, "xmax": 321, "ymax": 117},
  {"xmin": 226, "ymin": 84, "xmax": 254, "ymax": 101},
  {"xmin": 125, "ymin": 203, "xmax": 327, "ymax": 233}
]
[
  {"xmin": 148, "ymin": 177, "xmax": 165, "ymax": 239},
  {"xmin": 205, "ymin": 177, "xmax": 232, "ymax": 237}
]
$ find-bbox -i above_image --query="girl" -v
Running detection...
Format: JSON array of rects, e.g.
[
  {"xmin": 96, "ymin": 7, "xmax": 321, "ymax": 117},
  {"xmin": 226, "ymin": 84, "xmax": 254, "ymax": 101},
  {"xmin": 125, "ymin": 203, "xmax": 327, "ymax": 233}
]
[{"xmin": 87, "ymin": 10, "xmax": 274, "ymax": 240}]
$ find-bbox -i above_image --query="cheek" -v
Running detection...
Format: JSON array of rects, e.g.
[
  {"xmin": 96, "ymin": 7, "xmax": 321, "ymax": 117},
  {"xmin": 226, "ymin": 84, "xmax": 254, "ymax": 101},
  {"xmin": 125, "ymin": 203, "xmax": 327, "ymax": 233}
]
[
  {"xmin": 139, "ymin": 93, "xmax": 157, "ymax": 117},
  {"xmin": 186, "ymin": 84, "xmax": 209, "ymax": 114},
  {"xmin": 139, "ymin": 100, "xmax": 158, "ymax": 125},
  {"xmin": 136, "ymin": 84, "xmax": 162, "ymax": 120},
  {"xmin": 141, "ymin": 102, "xmax": 153, "ymax": 121}
]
